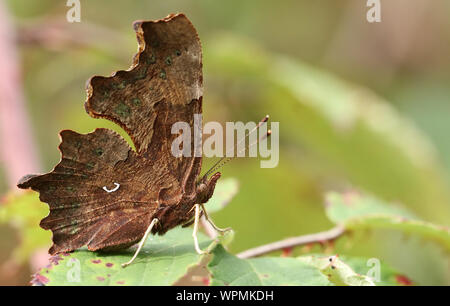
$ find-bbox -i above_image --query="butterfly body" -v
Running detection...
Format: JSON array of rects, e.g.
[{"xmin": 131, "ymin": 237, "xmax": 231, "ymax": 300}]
[{"xmin": 17, "ymin": 13, "xmax": 222, "ymax": 256}]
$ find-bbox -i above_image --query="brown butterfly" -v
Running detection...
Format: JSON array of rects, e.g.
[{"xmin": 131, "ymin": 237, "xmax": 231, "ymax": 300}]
[{"xmin": 17, "ymin": 13, "xmax": 268, "ymax": 267}]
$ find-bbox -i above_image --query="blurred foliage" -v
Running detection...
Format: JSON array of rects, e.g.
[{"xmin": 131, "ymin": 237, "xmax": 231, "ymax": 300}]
[
  {"xmin": 0, "ymin": 191, "xmax": 50, "ymax": 262},
  {"xmin": 326, "ymin": 192, "xmax": 450, "ymax": 251},
  {"xmin": 1, "ymin": 0, "xmax": 449, "ymax": 285},
  {"xmin": 205, "ymin": 178, "xmax": 239, "ymax": 214}
]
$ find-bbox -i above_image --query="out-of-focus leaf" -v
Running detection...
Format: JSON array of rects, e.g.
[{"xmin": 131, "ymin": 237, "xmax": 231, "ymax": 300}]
[
  {"xmin": 202, "ymin": 34, "xmax": 450, "ymax": 285},
  {"xmin": 0, "ymin": 191, "xmax": 50, "ymax": 262},
  {"xmin": 208, "ymin": 245, "xmax": 332, "ymax": 286},
  {"xmin": 325, "ymin": 192, "xmax": 450, "ymax": 251},
  {"xmin": 204, "ymin": 35, "xmax": 450, "ymax": 225},
  {"xmin": 33, "ymin": 227, "xmax": 215, "ymax": 286},
  {"xmin": 393, "ymin": 81, "xmax": 450, "ymax": 174},
  {"xmin": 205, "ymin": 178, "xmax": 239, "ymax": 214}
]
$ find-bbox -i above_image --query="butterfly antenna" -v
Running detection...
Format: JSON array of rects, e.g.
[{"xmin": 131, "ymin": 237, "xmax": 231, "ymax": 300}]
[{"xmin": 202, "ymin": 115, "xmax": 270, "ymax": 180}]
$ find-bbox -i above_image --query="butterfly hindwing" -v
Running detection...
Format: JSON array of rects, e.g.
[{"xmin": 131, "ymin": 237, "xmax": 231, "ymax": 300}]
[{"xmin": 18, "ymin": 129, "xmax": 161, "ymax": 254}]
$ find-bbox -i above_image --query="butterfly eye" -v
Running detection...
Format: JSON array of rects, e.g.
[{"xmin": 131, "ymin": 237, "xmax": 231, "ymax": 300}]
[{"xmin": 197, "ymin": 183, "xmax": 207, "ymax": 194}]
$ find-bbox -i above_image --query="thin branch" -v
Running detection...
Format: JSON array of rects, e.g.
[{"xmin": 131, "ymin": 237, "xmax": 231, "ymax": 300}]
[
  {"xmin": 17, "ymin": 18, "xmax": 130, "ymax": 61},
  {"xmin": 236, "ymin": 225, "xmax": 346, "ymax": 259}
]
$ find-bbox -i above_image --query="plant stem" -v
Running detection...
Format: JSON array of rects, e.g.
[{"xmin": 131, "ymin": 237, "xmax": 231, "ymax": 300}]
[
  {"xmin": 0, "ymin": 2, "xmax": 41, "ymax": 189},
  {"xmin": 236, "ymin": 225, "xmax": 346, "ymax": 259}
]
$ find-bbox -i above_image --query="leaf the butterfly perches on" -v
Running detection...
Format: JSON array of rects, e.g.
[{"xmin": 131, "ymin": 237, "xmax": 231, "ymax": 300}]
[{"xmin": 17, "ymin": 13, "xmax": 227, "ymax": 266}]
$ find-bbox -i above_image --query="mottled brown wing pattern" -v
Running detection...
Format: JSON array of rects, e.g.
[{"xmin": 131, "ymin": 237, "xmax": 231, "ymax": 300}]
[
  {"xmin": 17, "ymin": 13, "xmax": 206, "ymax": 255},
  {"xmin": 85, "ymin": 13, "xmax": 203, "ymax": 196},
  {"xmin": 18, "ymin": 129, "xmax": 158, "ymax": 254}
]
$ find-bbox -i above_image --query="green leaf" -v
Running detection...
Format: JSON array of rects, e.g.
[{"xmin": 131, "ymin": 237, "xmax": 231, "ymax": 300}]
[
  {"xmin": 325, "ymin": 192, "xmax": 450, "ymax": 251},
  {"xmin": 298, "ymin": 254, "xmax": 412, "ymax": 286},
  {"xmin": 34, "ymin": 227, "xmax": 214, "ymax": 286},
  {"xmin": 298, "ymin": 255, "xmax": 374, "ymax": 286},
  {"xmin": 208, "ymin": 246, "xmax": 408, "ymax": 286},
  {"xmin": 205, "ymin": 178, "xmax": 239, "ymax": 214},
  {"xmin": 339, "ymin": 256, "xmax": 413, "ymax": 286},
  {"xmin": 0, "ymin": 191, "xmax": 51, "ymax": 262},
  {"xmin": 208, "ymin": 245, "xmax": 332, "ymax": 286}
]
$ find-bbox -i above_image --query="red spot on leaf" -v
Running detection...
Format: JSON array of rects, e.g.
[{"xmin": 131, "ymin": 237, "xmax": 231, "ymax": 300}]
[
  {"xmin": 116, "ymin": 280, "xmax": 125, "ymax": 285},
  {"xmin": 395, "ymin": 274, "xmax": 413, "ymax": 286},
  {"xmin": 106, "ymin": 263, "xmax": 114, "ymax": 268},
  {"xmin": 281, "ymin": 247, "xmax": 293, "ymax": 257},
  {"xmin": 49, "ymin": 255, "xmax": 63, "ymax": 266},
  {"xmin": 96, "ymin": 276, "xmax": 105, "ymax": 281},
  {"xmin": 31, "ymin": 273, "xmax": 49, "ymax": 286},
  {"xmin": 202, "ymin": 277, "xmax": 210, "ymax": 286},
  {"xmin": 91, "ymin": 259, "xmax": 102, "ymax": 264}
]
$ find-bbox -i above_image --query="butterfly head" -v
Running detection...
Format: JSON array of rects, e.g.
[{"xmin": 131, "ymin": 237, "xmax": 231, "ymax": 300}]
[{"xmin": 196, "ymin": 172, "xmax": 221, "ymax": 204}]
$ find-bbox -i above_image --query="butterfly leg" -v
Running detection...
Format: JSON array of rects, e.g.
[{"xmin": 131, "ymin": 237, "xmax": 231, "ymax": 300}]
[
  {"xmin": 201, "ymin": 204, "xmax": 232, "ymax": 234},
  {"xmin": 122, "ymin": 218, "xmax": 159, "ymax": 268},
  {"xmin": 193, "ymin": 204, "xmax": 208, "ymax": 255}
]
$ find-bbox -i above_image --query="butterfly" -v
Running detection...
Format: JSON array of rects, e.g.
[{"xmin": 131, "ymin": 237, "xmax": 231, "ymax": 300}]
[{"xmin": 18, "ymin": 13, "xmax": 268, "ymax": 267}]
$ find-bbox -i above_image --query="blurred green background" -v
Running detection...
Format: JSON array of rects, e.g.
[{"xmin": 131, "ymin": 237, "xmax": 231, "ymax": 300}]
[{"xmin": 0, "ymin": 0, "xmax": 449, "ymax": 285}]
